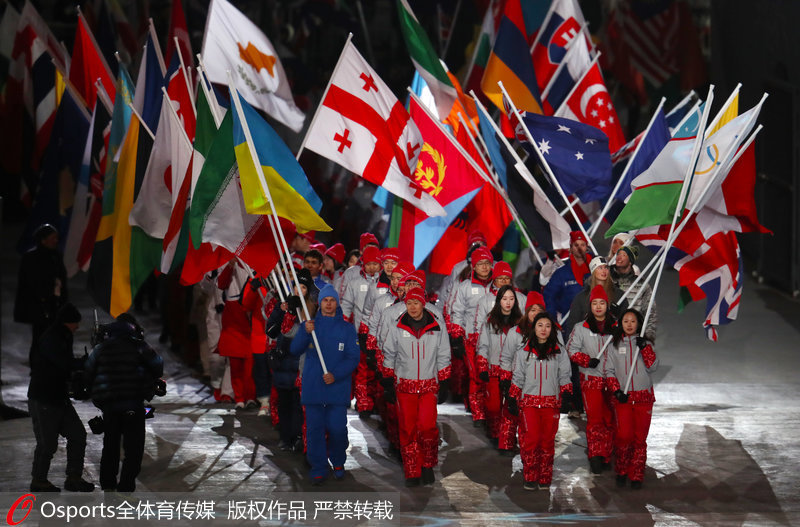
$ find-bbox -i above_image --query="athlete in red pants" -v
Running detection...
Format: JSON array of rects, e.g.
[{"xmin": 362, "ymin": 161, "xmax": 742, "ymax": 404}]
[
  {"xmin": 381, "ymin": 288, "xmax": 451, "ymax": 487},
  {"xmin": 566, "ymin": 285, "xmax": 616, "ymax": 474},
  {"xmin": 508, "ymin": 312, "xmax": 572, "ymax": 490},
  {"xmin": 605, "ymin": 308, "xmax": 658, "ymax": 489}
]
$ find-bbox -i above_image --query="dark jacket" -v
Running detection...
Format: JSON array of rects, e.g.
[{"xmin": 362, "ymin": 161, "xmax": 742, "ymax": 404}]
[
  {"xmin": 290, "ymin": 287, "xmax": 359, "ymax": 406},
  {"xmin": 542, "ymin": 261, "xmax": 587, "ymax": 322},
  {"xmin": 266, "ymin": 305, "xmax": 301, "ymax": 390},
  {"xmin": 84, "ymin": 321, "xmax": 164, "ymax": 411},
  {"xmin": 14, "ymin": 245, "xmax": 68, "ymax": 325},
  {"xmin": 27, "ymin": 323, "xmax": 81, "ymax": 402}
]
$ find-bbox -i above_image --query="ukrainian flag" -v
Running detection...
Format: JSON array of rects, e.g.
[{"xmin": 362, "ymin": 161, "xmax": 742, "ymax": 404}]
[
  {"xmin": 232, "ymin": 91, "xmax": 331, "ymax": 233},
  {"xmin": 481, "ymin": 0, "xmax": 543, "ymax": 114}
]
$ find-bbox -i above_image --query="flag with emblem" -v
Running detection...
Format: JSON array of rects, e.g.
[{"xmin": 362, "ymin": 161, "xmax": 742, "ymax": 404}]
[
  {"xmin": 514, "ymin": 111, "xmax": 613, "ymax": 204},
  {"xmin": 201, "ymin": 0, "xmax": 304, "ymax": 132},
  {"xmin": 531, "ymin": 0, "xmax": 588, "ymax": 94},
  {"xmin": 396, "ymin": 97, "xmax": 486, "ymax": 267},
  {"xmin": 555, "ymin": 60, "xmax": 626, "ymax": 153},
  {"xmin": 303, "ymin": 39, "xmax": 445, "ymax": 217}
]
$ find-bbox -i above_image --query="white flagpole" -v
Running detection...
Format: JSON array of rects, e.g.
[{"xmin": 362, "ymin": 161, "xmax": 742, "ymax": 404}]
[
  {"xmin": 296, "ymin": 33, "xmax": 354, "ymax": 161},
  {"xmin": 529, "ymin": 2, "xmax": 555, "ymax": 53},
  {"xmin": 455, "ymin": 112, "xmax": 545, "ymax": 267},
  {"xmin": 126, "ymin": 101, "xmax": 156, "ymax": 141},
  {"xmin": 704, "ymin": 83, "xmax": 742, "ymax": 137},
  {"xmin": 441, "ymin": 0, "xmax": 462, "ymax": 60},
  {"xmin": 227, "ymin": 72, "xmax": 329, "ymax": 374},
  {"xmin": 669, "ymin": 100, "xmax": 702, "ymax": 139},
  {"xmin": 160, "ymin": 88, "xmax": 193, "ymax": 151},
  {"xmin": 540, "ymin": 22, "xmax": 590, "ymax": 103},
  {"xmin": 470, "ymin": 90, "xmax": 571, "ymax": 252},
  {"xmin": 665, "ymin": 90, "xmax": 696, "ymax": 120},
  {"xmin": 589, "ymin": 97, "xmax": 667, "ymax": 237},
  {"xmin": 94, "ymin": 79, "xmax": 114, "ymax": 115},
  {"xmin": 553, "ymin": 53, "xmax": 600, "ymax": 116},
  {"xmin": 148, "ymin": 18, "xmax": 167, "ymax": 75},
  {"xmin": 173, "ymin": 36, "xmax": 197, "ymax": 116},
  {"xmin": 559, "ymin": 196, "xmax": 580, "ymax": 217},
  {"xmin": 498, "ymin": 81, "xmax": 600, "ymax": 256},
  {"xmin": 195, "ymin": 64, "xmax": 223, "ymax": 128}
]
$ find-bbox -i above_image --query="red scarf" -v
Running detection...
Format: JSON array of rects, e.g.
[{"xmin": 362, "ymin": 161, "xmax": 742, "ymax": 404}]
[{"xmin": 570, "ymin": 256, "xmax": 589, "ymax": 286}]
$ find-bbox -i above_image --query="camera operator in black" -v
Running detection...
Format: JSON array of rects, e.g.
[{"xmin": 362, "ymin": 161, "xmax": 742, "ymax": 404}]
[
  {"xmin": 27, "ymin": 303, "xmax": 94, "ymax": 493},
  {"xmin": 84, "ymin": 313, "xmax": 163, "ymax": 492}
]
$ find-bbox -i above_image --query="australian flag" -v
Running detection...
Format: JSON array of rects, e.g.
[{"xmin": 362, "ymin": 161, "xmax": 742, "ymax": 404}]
[{"xmin": 515, "ymin": 112, "xmax": 613, "ymax": 203}]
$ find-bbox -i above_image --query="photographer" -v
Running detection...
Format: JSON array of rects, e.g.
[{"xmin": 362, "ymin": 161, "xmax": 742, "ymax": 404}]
[
  {"xmin": 27, "ymin": 303, "xmax": 94, "ymax": 493},
  {"xmin": 84, "ymin": 313, "xmax": 164, "ymax": 493}
]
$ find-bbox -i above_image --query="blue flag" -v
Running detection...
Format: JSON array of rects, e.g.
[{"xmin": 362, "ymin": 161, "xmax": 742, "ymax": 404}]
[
  {"xmin": 615, "ymin": 109, "xmax": 670, "ymax": 201},
  {"xmin": 517, "ymin": 112, "xmax": 613, "ymax": 203}
]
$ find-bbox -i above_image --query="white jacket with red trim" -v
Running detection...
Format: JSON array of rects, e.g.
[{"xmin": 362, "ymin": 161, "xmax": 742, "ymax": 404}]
[
  {"xmin": 566, "ymin": 321, "xmax": 612, "ymax": 383},
  {"xmin": 361, "ymin": 274, "xmax": 392, "ymax": 333},
  {"xmin": 603, "ymin": 335, "xmax": 658, "ymax": 403},
  {"xmin": 499, "ymin": 325, "xmax": 525, "ymax": 379},
  {"xmin": 450, "ymin": 277, "xmax": 493, "ymax": 337},
  {"xmin": 510, "ymin": 343, "xmax": 571, "ymax": 408},
  {"xmin": 340, "ymin": 270, "xmax": 378, "ymax": 327},
  {"xmin": 382, "ymin": 309, "xmax": 451, "ymax": 393},
  {"xmin": 476, "ymin": 321, "xmax": 512, "ymax": 375}
]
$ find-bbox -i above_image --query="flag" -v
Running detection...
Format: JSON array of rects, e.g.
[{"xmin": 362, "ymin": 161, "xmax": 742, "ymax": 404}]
[
  {"xmin": 515, "ymin": 111, "xmax": 614, "ymax": 203},
  {"xmin": 18, "ymin": 86, "xmax": 91, "ymax": 251},
  {"xmin": 0, "ymin": 4, "xmax": 20, "ymax": 60},
  {"xmin": 166, "ymin": 0, "xmax": 192, "ymax": 68},
  {"xmin": 612, "ymin": 107, "xmax": 670, "ymax": 201},
  {"xmin": 665, "ymin": 92, "xmax": 697, "ymax": 132},
  {"xmin": 133, "ymin": 31, "xmax": 166, "ymax": 133},
  {"xmin": 617, "ymin": 0, "xmax": 679, "ymax": 87},
  {"xmin": 531, "ymin": 0, "xmax": 587, "ymax": 93},
  {"xmin": 30, "ymin": 47, "xmax": 58, "ymax": 170},
  {"xmin": 69, "ymin": 13, "xmax": 115, "ymax": 109},
  {"xmin": 706, "ymin": 89, "xmax": 739, "ymax": 137},
  {"xmin": 397, "ymin": 0, "xmax": 458, "ymax": 120},
  {"xmin": 232, "ymin": 89, "xmax": 330, "ymax": 233},
  {"xmin": 92, "ymin": 0, "xmax": 119, "ymax": 77},
  {"xmin": 88, "ymin": 115, "xmax": 156, "ymax": 316},
  {"xmin": 507, "ymin": 160, "xmax": 571, "ymax": 252},
  {"xmin": 396, "ymin": 97, "xmax": 486, "ymax": 268},
  {"xmin": 463, "ymin": 0, "xmax": 501, "ymax": 99},
  {"xmin": 428, "ymin": 122, "xmax": 513, "ymax": 274},
  {"xmin": 201, "ymin": 0, "xmax": 305, "ymax": 132},
  {"xmin": 555, "ymin": 61, "xmax": 626, "ymax": 153},
  {"xmin": 64, "ymin": 98, "xmax": 112, "ymax": 277},
  {"xmin": 304, "ymin": 39, "xmax": 445, "ymax": 217},
  {"xmin": 188, "ymin": 112, "xmax": 296, "ymax": 278},
  {"xmin": 542, "ymin": 33, "xmax": 592, "ymax": 114},
  {"xmin": 481, "ymin": 0, "xmax": 543, "ymax": 114},
  {"xmin": 477, "ymin": 103, "xmax": 507, "ymax": 186}
]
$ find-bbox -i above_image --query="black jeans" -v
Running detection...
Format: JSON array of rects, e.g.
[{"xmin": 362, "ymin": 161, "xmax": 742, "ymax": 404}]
[
  {"xmin": 28, "ymin": 399, "xmax": 87, "ymax": 481},
  {"xmin": 100, "ymin": 407, "xmax": 145, "ymax": 491},
  {"xmin": 276, "ymin": 388, "xmax": 302, "ymax": 445}
]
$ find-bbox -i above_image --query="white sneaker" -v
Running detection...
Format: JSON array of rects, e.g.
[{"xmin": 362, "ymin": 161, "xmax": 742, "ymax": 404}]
[
  {"xmin": 257, "ymin": 396, "xmax": 271, "ymax": 416},
  {"xmin": 235, "ymin": 402, "xmax": 245, "ymax": 409}
]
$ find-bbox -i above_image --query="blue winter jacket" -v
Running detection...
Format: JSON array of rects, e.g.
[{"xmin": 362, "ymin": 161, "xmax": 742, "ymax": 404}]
[
  {"xmin": 543, "ymin": 263, "xmax": 589, "ymax": 322},
  {"xmin": 290, "ymin": 285, "xmax": 360, "ymax": 405}
]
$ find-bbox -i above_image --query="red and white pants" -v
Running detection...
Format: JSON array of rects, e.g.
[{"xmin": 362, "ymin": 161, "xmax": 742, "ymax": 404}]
[
  {"xmin": 519, "ymin": 406, "xmax": 560, "ymax": 484},
  {"xmin": 612, "ymin": 400, "xmax": 652, "ymax": 481},
  {"xmin": 396, "ymin": 391, "xmax": 439, "ymax": 479}
]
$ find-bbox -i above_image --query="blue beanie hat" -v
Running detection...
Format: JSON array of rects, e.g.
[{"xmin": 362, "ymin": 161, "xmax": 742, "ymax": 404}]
[{"xmin": 318, "ymin": 284, "xmax": 339, "ymax": 304}]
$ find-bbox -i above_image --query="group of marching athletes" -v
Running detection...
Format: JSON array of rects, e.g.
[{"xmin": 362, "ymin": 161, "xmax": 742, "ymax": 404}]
[{"xmin": 204, "ymin": 228, "xmax": 658, "ymax": 490}]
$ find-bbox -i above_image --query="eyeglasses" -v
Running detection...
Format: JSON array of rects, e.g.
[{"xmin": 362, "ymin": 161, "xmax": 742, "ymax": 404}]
[{"xmin": 475, "ymin": 261, "xmax": 492, "ymax": 268}]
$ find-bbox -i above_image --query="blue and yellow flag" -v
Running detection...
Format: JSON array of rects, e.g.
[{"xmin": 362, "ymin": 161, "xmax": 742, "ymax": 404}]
[{"xmin": 231, "ymin": 90, "xmax": 331, "ymax": 233}]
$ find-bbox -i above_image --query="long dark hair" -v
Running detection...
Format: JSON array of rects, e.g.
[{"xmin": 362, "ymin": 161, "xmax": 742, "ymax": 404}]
[
  {"xmin": 612, "ymin": 308, "xmax": 643, "ymax": 346},
  {"xmin": 585, "ymin": 308, "xmax": 616, "ymax": 335},
  {"xmin": 487, "ymin": 285, "xmax": 522, "ymax": 332},
  {"xmin": 528, "ymin": 312, "xmax": 559, "ymax": 360},
  {"xmin": 519, "ymin": 304, "xmax": 542, "ymax": 344}
]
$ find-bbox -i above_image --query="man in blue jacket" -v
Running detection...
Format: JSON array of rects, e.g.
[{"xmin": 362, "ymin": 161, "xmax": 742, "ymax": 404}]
[{"xmin": 291, "ymin": 285, "xmax": 360, "ymax": 485}]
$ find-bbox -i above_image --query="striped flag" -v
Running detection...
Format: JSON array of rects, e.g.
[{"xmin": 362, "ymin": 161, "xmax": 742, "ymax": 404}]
[{"xmin": 618, "ymin": 0, "xmax": 680, "ymax": 87}]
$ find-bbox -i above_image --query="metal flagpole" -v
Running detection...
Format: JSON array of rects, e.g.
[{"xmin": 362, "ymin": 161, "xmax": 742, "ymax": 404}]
[
  {"xmin": 173, "ymin": 37, "xmax": 196, "ymax": 115},
  {"xmin": 589, "ymin": 97, "xmax": 667, "ymax": 238},
  {"xmin": 498, "ymin": 81, "xmax": 600, "ymax": 256},
  {"xmin": 227, "ymin": 73, "xmax": 329, "ymax": 374}
]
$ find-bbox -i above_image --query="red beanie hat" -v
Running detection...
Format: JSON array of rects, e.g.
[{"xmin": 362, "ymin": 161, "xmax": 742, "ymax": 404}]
[
  {"xmin": 392, "ymin": 261, "xmax": 415, "ymax": 277},
  {"xmin": 570, "ymin": 230, "xmax": 588, "ymax": 244},
  {"xmin": 310, "ymin": 242, "xmax": 327, "ymax": 253},
  {"xmin": 467, "ymin": 230, "xmax": 487, "ymax": 247},
  {"xmin": 359, "ymin": 232, "xmax": 379, "ymax": 251},
  {"xmin": 325, "ymin": 243, "xmax": 345, "ymax": 265},
  {"xmin": 405, "ymin": 287, "xmax": 427, "ymax": 305},
  {"xmin": 380, "ymin": 247, "xmax": 401, "ymax": 263},
  {"xmin": 525, "ymin": 291, "xmax": 546, "ymax": 310},
  {"xmin": 361, "ymin": 245, "xmax": 380, "ymax": 264},
  {"xmin": 471, "ymin": 246, "xmax": 494, "ymax": 267},
  {"xmin": 589, "ymin": 284, "xmax": 609, "ymax": 304},
  {"xmin": 405, "ymin": 269, "xmax": 426, "ymax": 289},
  {"xmin": 298, "ymin": 230, "xmax": 316, "ymax": 242},
  {"xmin": 493, "ymin": 261, "xmax": 512, "ymax": 278}
]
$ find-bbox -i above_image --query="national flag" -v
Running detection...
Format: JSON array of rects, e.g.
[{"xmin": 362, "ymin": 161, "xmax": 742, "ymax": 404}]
[
  {"xmin": 69, "ymin": 13, "xmax": 116, "ymax": 109},
  {"xmin": 202, "ymin": 0, "xmax": 305, "ymax": 132},
  {"xmin": 477, "ymin": 102, "xmax": 507, "ymax": 186},
  {"xmin": 665, "ymin": 91, "xmax": 697, "ymax": 132},
  {"xmin": 616, "ymin": 0, "xmax": 680, "ymax": 87},
  {"xmin": 463, "ymin": 0, "xmax": 501, "ymax": 99},
  {"xmin": 481, "ymin": 0, "xmax": 543, "ymax": 114},
  {"xmin": 396, "ymin": 97, "xmax": 486, "ymax": 268},
  {"xmin": 91, "ymin": 0, "xmax": 119, "ymax": 77},
  {"xmin": 530, "ymin": 0, "xmax": 587, "ymax": 93},
  {"xmin": 515, "ymin": 111, "xmax": 614, "ymax": 203},
  {"xmin": 64, "ymin": 97, "xmax": 112, "ymax": 277},
  {"xmin": 304, "ymin": 39, "xmax": 445, "ymax": 217},
  {"xmin": 612, "ymin": 107, "xmax": 670, "ymax": 201},
  {"xmin": 166, "ymin": 0, "xmax": 193, "ymax": 69},
  {"xmin": 30, "ymin": 46, "xmax": 58, "ymax": 170},
  {"xmin": 0, "ymin": 3, "xmax": 20, "ymax": 61},
  {"xmin": 88, "ymin": 115, "xmax": 157, "ymax": 316},
  {"xmin": 541, "ymin": 33, "xmax": 592, "ymax": 114},
  {"xmin": 188, "ymin": 112, "xmax": 296, "ymax": 278},
  {"xmin": 555, "ymin": 60, "xmax": 626, "ymax": 153},
  {"xmin": 133, "ymin": 31, "xmax": 166, "ymax": 133},
  {"xmin": 397, "ymin": 0, "xmax": 458, "ymax": 120},
  {"xmin": 232, "ymin": 89, "xmax": 330, "ymax": 233},
  {"xmin": 18, "ymin": 85, "xmax": 91, "ymax": 251},
  {"xmin": 428, "ymin": 122, "xmax": 513, "ymax": 274}
]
